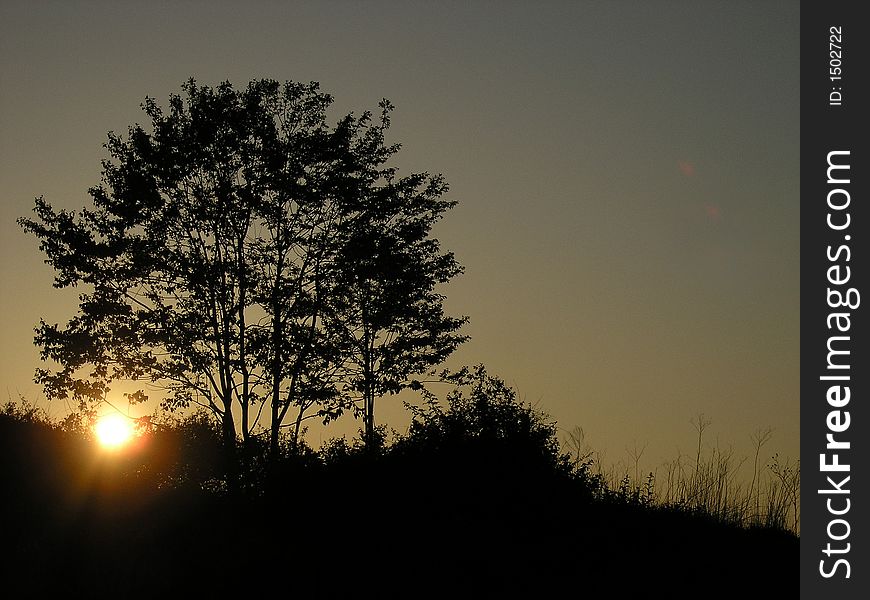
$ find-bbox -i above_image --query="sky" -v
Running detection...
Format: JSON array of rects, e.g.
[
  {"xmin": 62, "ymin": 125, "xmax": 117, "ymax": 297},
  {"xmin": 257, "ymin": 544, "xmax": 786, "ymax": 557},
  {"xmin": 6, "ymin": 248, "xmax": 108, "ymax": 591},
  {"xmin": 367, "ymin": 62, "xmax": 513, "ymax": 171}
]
[{"xmin": 0, "ymin": 1, "xmax": 799, "ymax": 475}]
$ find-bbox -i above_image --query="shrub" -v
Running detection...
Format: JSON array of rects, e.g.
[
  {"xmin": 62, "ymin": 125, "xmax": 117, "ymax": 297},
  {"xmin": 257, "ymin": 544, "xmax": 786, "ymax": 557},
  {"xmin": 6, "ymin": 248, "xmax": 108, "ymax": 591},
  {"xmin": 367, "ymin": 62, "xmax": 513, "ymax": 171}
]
[{"xmin": 395, "ymin": 365, "xmax": 591, "ymax": 492}]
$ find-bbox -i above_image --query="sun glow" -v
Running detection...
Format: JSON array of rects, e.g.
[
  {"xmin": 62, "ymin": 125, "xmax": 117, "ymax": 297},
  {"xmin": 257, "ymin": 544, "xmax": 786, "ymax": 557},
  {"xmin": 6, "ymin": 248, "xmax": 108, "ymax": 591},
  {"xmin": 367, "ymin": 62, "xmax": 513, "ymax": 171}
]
[{"xmin": 95, "ymin": 414, "xmax": 135, "ymax": 449}]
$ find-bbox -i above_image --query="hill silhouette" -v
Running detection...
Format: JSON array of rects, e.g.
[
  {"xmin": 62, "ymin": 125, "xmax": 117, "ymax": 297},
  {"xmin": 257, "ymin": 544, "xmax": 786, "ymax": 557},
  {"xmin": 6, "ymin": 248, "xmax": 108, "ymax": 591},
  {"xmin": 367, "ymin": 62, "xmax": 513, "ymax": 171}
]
[{"xmin": 1, "ymin": 387, "xmax": 796, "ymax": 599}]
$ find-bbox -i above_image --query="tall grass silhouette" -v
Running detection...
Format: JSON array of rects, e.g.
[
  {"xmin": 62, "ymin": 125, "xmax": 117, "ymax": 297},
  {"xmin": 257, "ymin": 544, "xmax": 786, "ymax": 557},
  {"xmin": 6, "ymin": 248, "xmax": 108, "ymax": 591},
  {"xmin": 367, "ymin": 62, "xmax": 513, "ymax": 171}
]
[{"xmin": 564, "ymin": 416, "xmax": 800, "ymax": 535}]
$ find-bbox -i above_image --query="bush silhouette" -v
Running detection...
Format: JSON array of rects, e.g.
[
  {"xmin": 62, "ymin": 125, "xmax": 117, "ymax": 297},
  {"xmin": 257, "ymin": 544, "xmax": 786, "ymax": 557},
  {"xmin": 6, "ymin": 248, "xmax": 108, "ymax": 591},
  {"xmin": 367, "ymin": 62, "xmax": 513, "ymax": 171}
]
[{"xmin": 393, "ymin": 366, "xmax": 586, "ymax": 489}]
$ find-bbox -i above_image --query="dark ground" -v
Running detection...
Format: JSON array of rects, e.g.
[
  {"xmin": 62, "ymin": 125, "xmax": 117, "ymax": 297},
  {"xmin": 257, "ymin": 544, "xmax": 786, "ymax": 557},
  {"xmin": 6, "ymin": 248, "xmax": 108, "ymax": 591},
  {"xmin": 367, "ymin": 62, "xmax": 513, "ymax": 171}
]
[{"xmin": 0, "ymin": 411, "xmax": 797, "ymax": 599}]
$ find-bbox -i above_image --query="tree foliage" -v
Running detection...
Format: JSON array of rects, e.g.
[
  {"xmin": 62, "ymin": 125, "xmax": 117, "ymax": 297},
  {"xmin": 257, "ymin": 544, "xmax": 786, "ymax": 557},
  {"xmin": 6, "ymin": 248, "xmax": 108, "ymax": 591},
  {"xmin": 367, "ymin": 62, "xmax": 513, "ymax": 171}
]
[{"xmin": 19, "ymin": 78, "xmax": 466, "ymax": 456}]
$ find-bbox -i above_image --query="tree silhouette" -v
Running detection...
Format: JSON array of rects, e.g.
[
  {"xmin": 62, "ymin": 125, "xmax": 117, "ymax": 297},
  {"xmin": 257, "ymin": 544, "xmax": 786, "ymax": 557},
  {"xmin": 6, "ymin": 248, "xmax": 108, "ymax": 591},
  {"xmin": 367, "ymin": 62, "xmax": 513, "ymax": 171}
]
[
  {"xmin": 327, "ymin": 113, "xmax": 468, "ymax": 448},
  {"xmin": 19, "ymin": 78, "xmax": 466, "ymax": 468}
]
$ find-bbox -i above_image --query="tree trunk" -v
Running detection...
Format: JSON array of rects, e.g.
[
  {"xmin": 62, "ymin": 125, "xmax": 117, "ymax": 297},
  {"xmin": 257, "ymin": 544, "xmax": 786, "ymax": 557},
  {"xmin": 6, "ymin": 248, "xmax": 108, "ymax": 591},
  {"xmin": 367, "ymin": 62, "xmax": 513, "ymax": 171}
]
[
  {"xmin": 270, "ymin": 414, "xmax": 281, "ymax": 459},
  {"xmin": 293, "ymin": 409, "xmax": 304, "ymax": 450},
  {"xmin": 362, "ymin": 313, "xmax": 375, "ymax": 452},
  {"xmin": 221, "ymin": 407, "xmax": 240, "ymax": 495},
  {"xmin": 365, "ymin": 388, "xmax": 375, "ymax": 451}
]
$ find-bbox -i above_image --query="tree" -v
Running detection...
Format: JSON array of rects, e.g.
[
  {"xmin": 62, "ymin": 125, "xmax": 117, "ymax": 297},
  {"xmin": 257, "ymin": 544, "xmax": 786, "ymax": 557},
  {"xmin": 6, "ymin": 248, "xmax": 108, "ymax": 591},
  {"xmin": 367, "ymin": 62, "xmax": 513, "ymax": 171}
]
[
  {"xmin": 327, "ymin": 107, "xmax": 468, "ymax": 448},
  {"xmin": 19, "ymin": 78, "xmax": 466, "ymax": 472}
]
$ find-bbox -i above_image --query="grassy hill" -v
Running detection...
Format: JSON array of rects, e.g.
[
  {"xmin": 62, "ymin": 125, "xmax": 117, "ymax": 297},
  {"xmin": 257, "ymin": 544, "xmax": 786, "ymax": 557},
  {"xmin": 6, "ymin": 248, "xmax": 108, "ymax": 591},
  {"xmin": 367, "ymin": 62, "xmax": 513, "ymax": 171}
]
[{"xmin": 0, "ymin": 387, "xmax": 797, "ymax": 598}]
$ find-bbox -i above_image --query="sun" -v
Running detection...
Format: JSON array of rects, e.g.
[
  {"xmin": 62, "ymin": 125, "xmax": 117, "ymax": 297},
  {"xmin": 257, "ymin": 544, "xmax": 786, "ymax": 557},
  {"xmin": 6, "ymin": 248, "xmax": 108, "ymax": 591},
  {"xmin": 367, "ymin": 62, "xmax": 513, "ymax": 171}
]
[{"xmin": 94, "ymin": 414, "xmax": 135, "ymax": 449}]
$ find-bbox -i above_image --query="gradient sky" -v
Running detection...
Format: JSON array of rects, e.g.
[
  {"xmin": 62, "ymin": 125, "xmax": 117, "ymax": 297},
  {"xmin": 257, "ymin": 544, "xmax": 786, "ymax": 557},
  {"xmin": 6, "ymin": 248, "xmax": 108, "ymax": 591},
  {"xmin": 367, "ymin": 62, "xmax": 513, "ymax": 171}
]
[{"xmin": 0, "ymin": 1, "xmax": 799, "ymax": 474}]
